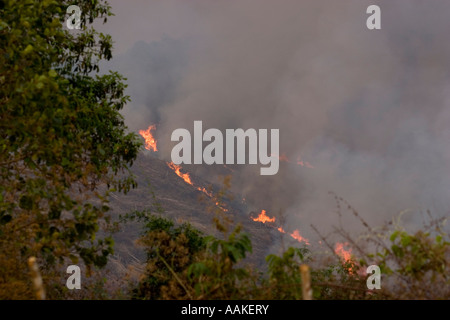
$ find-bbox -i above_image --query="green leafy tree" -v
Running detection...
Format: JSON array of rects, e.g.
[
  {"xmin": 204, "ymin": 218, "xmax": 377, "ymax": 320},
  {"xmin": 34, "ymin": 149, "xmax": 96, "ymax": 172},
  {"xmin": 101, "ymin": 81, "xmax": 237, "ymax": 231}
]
[
  {"xmin": 264, "ymin": 247, "xmax": 310, "ymax": 299},
  {"xmin": 0, "ymin": 0, "xmax": 141, "ymax": 298},
  {"xmin": 187, "ymin": 224, "xmax": 254, "ymax": 299},
  {"xmin": 122, "ymin": 210, "xmax": 206, "ymax": 300},
  {"xmin": 364, "ymin": 229, "xmax": 450, "ymax": 299}
]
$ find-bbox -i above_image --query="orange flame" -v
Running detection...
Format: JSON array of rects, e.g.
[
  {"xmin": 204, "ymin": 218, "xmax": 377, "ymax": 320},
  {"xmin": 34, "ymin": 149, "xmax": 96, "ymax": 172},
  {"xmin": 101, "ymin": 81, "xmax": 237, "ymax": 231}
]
[
  {"xmin": 335, "ymin": 242, "xmax": 359, "ymax": 274},
  {"xmin": 296, "ymin": 156, "xmax": 314, "ymax": 168},
  {"xmin": 215, "ymin": 201, "xmax": 229, "ymax": 212},
  {"xmin": 335, "ymin": 242, "xmax": 352, "ymax": 262},
  {"xmin": 272, "ymin": 153, "xmax": 314, "ymax": 168},
  {"xmin": 223, "ymin": 164, "xmax": 235, "ymax": 172},
  {"xmin": 167, "ymin": 162, "xmax": 228, "ymax": 212},
  {"xmin": 139, "ymin": 125, "xmax": 158, "ymax": 152},
  {"xmin": 290, "ymin": 229, "xmax": 310, "ymax": 245},
  {"xmin": 167, "ymin": 162, "xmax": 193, "ymax": 185},
  {"xmin": 278, "ymin": 153, "xmax": 290, "ymax": 162},
  {"xmin": 251, "ymin": 210, "xmax": 309, "ymax": 245},
  {"xmin": 197, "ymin": 186, "xmax": 213, "ymax": 197},
  {"xmin": 252, "ymin": 210, "xmax": 276, "ymax": 223}
]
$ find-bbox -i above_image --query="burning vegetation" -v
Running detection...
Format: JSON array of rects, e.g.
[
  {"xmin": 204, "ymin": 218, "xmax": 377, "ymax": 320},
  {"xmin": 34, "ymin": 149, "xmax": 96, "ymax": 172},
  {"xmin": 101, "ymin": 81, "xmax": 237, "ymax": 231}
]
[
  {"xmin": 131, "ymin": 124, "xmax": 449, "ymax": 301},
  {"xmin": 139, "ymin": 124, "xmax": 158, "ymax": 152},
  {"xmin": 167, "ymin": 161, "xmax": 194, "ymax": 186},
  {"xmin": 275, "ymin": 153, "xmax": 314, "ymax": 168},
  {"xmin": 334, "ymin": 242, "xmax": 352, "ymax": 263},
  {"xmin": 138, "ymin": 124, "xmax": 314, "ymax": 243},
  {"xmin": 252, "ymin": 210, "xmax": 310, "ymax": 245},
  {"xmin": 252, "ymin": 210, "xmax": 275, "ymax": 224}
]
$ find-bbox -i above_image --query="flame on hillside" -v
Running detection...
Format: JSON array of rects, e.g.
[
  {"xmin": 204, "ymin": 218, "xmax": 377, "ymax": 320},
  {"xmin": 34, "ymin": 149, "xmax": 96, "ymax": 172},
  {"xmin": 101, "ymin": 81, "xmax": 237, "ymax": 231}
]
[
  {"xmin": 252, "ymin": 210, "xmax": 309, "ymax": 245},
  {"xmin": 252, "ymin": 210, "xmax": 275, "ymax": 223},
  {"xmin": 166, "ymin": 162, "xmax": 228, "ymax": 212},
  {"xmin": 335, "ymin": 242, "xmax": 352, "ymax": 262},
  {"xmin": 296, "ymin": 156, "xmax": 314, "ymax": 168},
  {"xmin": 273, "ymin": 153, "xmax": 314, "ymax": 168},
  {"xmin": 197, "ymin": 186, "xmax": 213, "ymax": 198},
  {"xmin": 139, "ymin": 125, "xmax": 158, "ymax": 152},
  {"xmin": 334, "ymin": 242, "xmax": 360, "ymax": 274},
  {"xmin": 290, "ymin": 229, "xmax": 310, "ymax": 245},
  {"xmin": 138, "ymin": 129, "xmax": 311, "ymax": 244},
  {"xmin": 167, "ymin": 162, "xmax": 193, "ymax": 185}
]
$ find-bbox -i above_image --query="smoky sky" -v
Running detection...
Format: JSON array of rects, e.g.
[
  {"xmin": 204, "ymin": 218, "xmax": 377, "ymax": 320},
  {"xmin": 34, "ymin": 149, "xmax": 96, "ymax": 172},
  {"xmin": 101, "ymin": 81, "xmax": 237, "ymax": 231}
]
[{"xmin": 99, "ymin": 0, "xmax": 450, "ymax": 239}]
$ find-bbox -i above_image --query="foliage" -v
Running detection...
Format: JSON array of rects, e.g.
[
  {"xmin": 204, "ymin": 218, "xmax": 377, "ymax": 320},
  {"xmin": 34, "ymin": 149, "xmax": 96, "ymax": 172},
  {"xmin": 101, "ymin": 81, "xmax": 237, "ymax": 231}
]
[
  {"xmin": 263, "ymin": 247, "xmax": 310, "ymax": 299},
  {"xmin": 1, "ymin": 3, "xmax": 448, "ymax": 299},
  {"xmin": 312, "ymin": 195, "xmax": 450, "ymax": 300},
  {"xmin": 130, "ymin": 202, "xmax": 449, "ymax": 300},
  {"xmin": 363, "ymin": 228, "xmax": 449, "ymax": 299},
  {"xmin": 186, "ymin": 224, "xmax": 255, "ymax": 299},
  {"xmin": 123, "ymin": 210, "xmax": 206, "ymax": 300},
  {"xmin": 0, "ymin": 0, "xmax": 141, "ymax": 298}
]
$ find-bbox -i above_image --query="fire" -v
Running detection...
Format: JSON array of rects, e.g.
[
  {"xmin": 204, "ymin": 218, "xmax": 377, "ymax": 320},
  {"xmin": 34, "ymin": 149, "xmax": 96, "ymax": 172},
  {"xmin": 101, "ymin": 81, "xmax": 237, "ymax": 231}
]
[
  {"xmin": 252, "ymin": 210, "xmax": 276, "ymax": 223},
  {"xmin": 335, "ymin": 242, "xmax": 359, "ymax": 274},
  {"xmin": 278, "ymin": 153, "xmax": 290, "ymax": 162},
  {"xmin": 290, "ymin": 229, "xmax": 310, "ymax": 245},
  {"xmin": 139, "ymin": 125, "xmax": 158, "ymax": 152},
  {"xmin": 167, "ymin": 162, "xmax": 193, "ymax": 186},
  {"xmin": 335, "ymin": 242, "xmax": 352, "ymax": 262},
  {"xmin": 166, "ymin": 162, "xmax": 229, "ymax": 212},
  {"xmin": 197, "ymin": 186, "xmax": 213, "ymax": 197},
  {"xmin": 296, "ymin": 156, "xmax": 314, "ymax": 168},
  {"xmin": 223, "ymin": 165, "xmax": 235, "ymax": 172},
  {"xmin": 272, "ymin": 153, "xmax": 314, "ymax": 168},
  {"xmin": 215, "ymin": 201, "xmax": 229, "ymax": 212},
  {"xmin": 251, "ymin": 210, "xmax": 309, "ymax": 245}
]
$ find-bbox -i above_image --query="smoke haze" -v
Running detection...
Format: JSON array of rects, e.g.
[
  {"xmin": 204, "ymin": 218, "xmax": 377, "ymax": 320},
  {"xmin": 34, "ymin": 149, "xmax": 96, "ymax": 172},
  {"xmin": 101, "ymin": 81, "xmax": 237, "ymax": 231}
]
[{"xmin": 100, "ymin": 0, "xmax": 450, "ymax": 240}]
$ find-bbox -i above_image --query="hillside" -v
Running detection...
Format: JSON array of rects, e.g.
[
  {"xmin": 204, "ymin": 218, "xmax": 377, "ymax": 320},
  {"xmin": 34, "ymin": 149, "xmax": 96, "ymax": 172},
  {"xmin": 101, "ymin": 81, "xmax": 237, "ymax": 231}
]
[{"xmin": 105, "ymin": 153, "xmax": 276, "ymax": 282}]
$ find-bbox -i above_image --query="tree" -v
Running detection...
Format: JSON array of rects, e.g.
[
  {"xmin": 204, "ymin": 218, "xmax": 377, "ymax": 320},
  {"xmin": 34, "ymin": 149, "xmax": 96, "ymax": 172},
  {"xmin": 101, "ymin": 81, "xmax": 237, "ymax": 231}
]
[
  {"xmin": 0, "ymin": 0, "xmax": 141, "ymax": 298},
  {"xmin": 123, "ymin": 210, "xmax": 206, "ymax": 300}
]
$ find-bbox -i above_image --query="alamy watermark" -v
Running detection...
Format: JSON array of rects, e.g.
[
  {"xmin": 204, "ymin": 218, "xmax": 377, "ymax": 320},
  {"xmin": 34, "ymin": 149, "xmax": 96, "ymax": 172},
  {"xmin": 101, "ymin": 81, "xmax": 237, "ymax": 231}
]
[
  {"xmin": 171, "ymin": 121, "xmax": 280, "ymax": 175},
  {"xmin": 366, "ymin": 5, "xmax": 381, "ymax": 30},
  {"xmin": 66, "ymin": 265, "xmax": 81, "ymax": 290},
  {"xmin": 366, "ymin": 265, "xmax": 381, "ymax": 290},
  {"xmin": 66, "ymin": 5, "xmax": 81, "ymax": 30}
]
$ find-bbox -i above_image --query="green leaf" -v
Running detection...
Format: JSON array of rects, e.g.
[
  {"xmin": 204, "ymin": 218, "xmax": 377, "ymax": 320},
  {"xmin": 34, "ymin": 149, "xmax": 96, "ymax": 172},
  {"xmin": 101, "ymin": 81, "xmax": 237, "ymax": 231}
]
[
  {"xmin": 391, "ymin": 244, "xmax": 404, "ymax": 258},
  {"xmin": 390, "ymin": 230, "xmax": 400, "ymax": 242},
  {"xmin": 401, "ymin": 235, "xmax": 412, "ymax": 247},
  {"xmin": 48, "ymin": 69, "xmax": 57, "ymax": 78},
  {"xmin": 23, "ymin": 44, "xmax": 33, "ymax": 55},
  {"xmin": 61, "ymin": 157, "xmax": 70, "ymax": 167}
]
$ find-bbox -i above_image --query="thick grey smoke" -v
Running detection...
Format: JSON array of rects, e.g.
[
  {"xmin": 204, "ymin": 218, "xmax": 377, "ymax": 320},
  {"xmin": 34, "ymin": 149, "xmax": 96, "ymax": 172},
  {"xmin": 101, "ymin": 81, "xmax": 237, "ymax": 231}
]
[{"xmin": 101, "ymin": 0, "xmax": 450, "ymax": 240}]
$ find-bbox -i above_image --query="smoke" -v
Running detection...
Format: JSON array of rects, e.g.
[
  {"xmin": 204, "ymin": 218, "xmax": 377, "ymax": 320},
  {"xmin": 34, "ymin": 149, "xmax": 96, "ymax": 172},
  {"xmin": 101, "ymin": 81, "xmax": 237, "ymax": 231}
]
[{"xmin": 102, "ymin": 0, "xmax": 450, "ymax": 239}]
